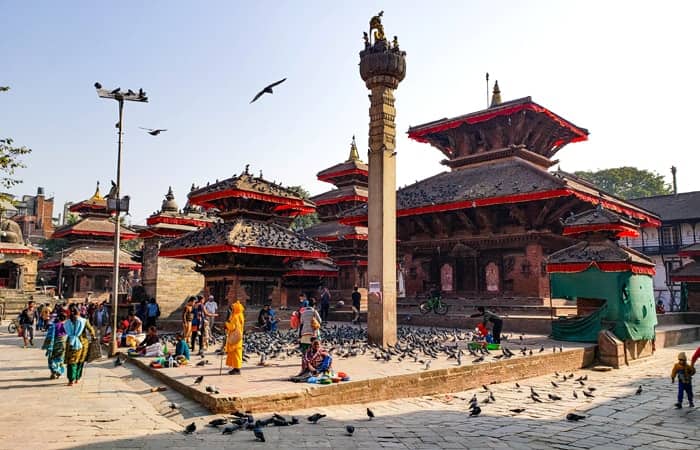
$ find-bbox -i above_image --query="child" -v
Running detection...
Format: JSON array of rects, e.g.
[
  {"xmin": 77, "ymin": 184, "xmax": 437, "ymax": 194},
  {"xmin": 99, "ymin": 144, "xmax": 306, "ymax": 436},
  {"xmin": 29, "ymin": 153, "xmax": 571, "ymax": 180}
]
[
  {"xmin": 671, "ymin": 352, "xmax": 696, "ymax": 408},
  {"xmin": 174, "ymin": 332, "xmax": 191, "ymax": 361}
]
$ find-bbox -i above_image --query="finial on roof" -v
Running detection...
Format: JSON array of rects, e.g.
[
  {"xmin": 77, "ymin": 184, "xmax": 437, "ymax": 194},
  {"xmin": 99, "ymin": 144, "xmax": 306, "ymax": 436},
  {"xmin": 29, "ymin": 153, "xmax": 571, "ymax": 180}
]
[
  {"xmin": 490, "ymin": 80, "xmax": 502, "ymax": 108},
  {"xmin": 166, "ymin": 186, "xmax": 174, "ymax": 200},
  {"xmin": 90, "ymin": 181, "xmax": 103, "ymax": 201},
  {"xmin": 245, "ymin": 164, "xmax": 250, "ymax": 175},
  {"xmin": 259, "ymin": 169, "xmax": 263, "ymax": 178},
  {"xmin": 347, "ymin": 135, "xmax": 360, "ymax": 162},
  {"xmin": 190, "ymin": 183, "xmax": 195, "ymax": 191},
  {"xmin": 161, "ymin": 186, "xmax": 178, "ymax": 213}
]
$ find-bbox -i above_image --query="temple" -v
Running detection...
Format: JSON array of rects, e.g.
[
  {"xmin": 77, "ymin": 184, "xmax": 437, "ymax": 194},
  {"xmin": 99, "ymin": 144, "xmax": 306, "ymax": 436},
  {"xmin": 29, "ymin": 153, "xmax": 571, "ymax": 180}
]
[
  {"xmin": 671, "ymin": 244, "xmax": 700, "ymax": 311},
  {"xmin": 0, "ymin": 217, "xmax": 42, "ymax": 291},
  {"xmin": 40, "ymin": 182, "xmax": 141, "ymax": 300},
  {"xmin": 305, "ymin": 136, "xmax": 368, "ymax": 300},
  {"xmin": 139, "ymin": 187, "xmax": 215, "ymax": 317},
  {"xmin": 341, "ymin": 84, "xmax": 660, "ymax": 303},
  {"xmin": 159, "ymin": 167, "xmax": 330, "ymax": 307}
]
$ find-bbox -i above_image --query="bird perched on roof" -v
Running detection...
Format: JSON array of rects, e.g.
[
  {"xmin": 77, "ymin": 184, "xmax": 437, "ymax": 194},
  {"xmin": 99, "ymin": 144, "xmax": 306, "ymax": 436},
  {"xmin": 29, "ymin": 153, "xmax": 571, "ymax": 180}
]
[
  {"xmin": 139, "ymin": 127, "xmax": 167, "ymax": 136},
  {"xmin": 250, "ymin": 78, "xmax": 287, "ymax": 103}
]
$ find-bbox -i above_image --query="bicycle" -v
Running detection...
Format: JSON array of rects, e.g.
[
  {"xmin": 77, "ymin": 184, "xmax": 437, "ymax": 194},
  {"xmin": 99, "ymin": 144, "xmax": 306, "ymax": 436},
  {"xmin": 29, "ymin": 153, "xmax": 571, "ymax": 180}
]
[
  {"xmin": 8, "ymin": 317, "xmax": 20, "ymax": 334},
  {"xmin": 419, "ymin": 296, "xmax": 449, "ymax": 315}
]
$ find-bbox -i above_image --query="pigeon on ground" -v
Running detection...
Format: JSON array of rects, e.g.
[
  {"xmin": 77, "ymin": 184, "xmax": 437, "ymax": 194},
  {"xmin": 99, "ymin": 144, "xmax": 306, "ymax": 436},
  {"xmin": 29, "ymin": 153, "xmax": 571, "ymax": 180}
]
[
  {"xmin": 530, "ymin": 387, "xmax": 540, "ymax": 397},
  {"xmin": 531, "ymin": 394, "xmax": 543, "ymax": 403},
  {"xmin": 548, "ymin": 393, "xmax": 562, "ymax": 401},
  {"xmin": 222, "ymin": 423, "xmax": 241, "ymax": 434},
  {"xmin": 184, "ymin": 422, "xmax": 196, "ymax": 434},
  {"xmin": 424, "ymin": 360, "xmax": 431, "ymax": 370},
  {"xmin": 250, "ymin": 78, "xmax": 287, "ymax": 103},
  {"xmin": 635, "ymin": 386, "xmax": 643, "ymax": 395},
  {"xmin": 566, "ymin": 413, "xmax": 586, "ymax": 421},
  {"xmin": 551, "ymin": 381, "xmax": 559, "ymax": 388},
  {"xmin": 539, "ymin": 346, "xmax": 545, "ymax": 353},
  {"xmin": 587, "ymin": 387, "xmax": 597, "ymax": 392},
  {"xmin": 308, "ymin": 413, "xmax": 326, "ymax": 424},
  {"xmin": 114, "ymin": 356, "xmax": 123, "ymax": 367},
  {"xmin": 196, "ymin": 360, "xmax": 210, "ymax": 366},
  {"xmin": 573, "ymin": 391, "xmax": 578, "ymax": 399},
  {"xmin": 582, "ymin": 390, "xmax": 595, "ymax": 398},
  {"xmin": 346, "ymin": 425, "xmax": 355, "ymax": 436},
  {"xmin": 208, "ymin": 418, "xmax": 228, "ymax": 427},
  {"xmin": 489, "ymin": 392, "xmax": 495, "ymax": 402},
  {"xmin": 515, "ymin": 383, "xmax": 521, "ymax": 389},
  {"xmin": 510, "ymin": 408, "xmax": 526, "ymax": 414},
  {"xmin": 366, "ymin": 408, "xmax": 375, "ymax": 420},
  {"xmin": 193, "ymin": 375, "xmax": 204, "ymax": 385},
  {"xmin": 169, "ymin": 402, "xmax": 180, "ymax": 410},
  {"xmin": 139, "ymin": 127, "xmax": 167, "ymax": 136},
  {"xmin": 469, "ymin": 406, "xmax": 482, "ymax": 417},
  {"xmin": 253, "ymin": 427, "xmax": 265, "ymax": 442},
  {"xmin": 482, "ymin": 385, "xmax": 490, "ymax": 392}
]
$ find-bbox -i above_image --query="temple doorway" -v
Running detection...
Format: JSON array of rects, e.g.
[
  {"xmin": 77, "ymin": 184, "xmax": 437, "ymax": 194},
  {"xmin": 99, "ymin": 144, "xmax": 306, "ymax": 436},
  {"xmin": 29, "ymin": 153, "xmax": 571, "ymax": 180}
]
[{"xmin": 0, "ymin": 261, "xmax": 20, "ymax": 289}]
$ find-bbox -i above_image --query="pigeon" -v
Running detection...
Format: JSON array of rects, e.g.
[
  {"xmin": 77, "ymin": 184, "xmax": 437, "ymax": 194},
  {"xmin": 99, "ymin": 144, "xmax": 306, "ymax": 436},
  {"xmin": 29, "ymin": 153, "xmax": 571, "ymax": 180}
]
[
  {"xmin": 531, "ymin": 394, "xmax": 543, "ymax": 403},
  {"xmin": 114, "ymin": 356, "xmax": 124, "ymax": 367},
  {"xmin": 193, "ymin": 375, "xmax": 204, "ymax": 385},
  {"xmin": 208, "ymin": 418, "xmax": 228, "ymax": 427},
  {"xmin": 222, "ymin": 423, "xmax": 241, "ymax": 434},
  {"xmin": 510, "ymin": 408, "xmax": 526, "ymax": 414},
  {"xmin": 250, "ymin": 78, "xmax": 287, "ymax": 103},
  {"xmin": 548, "ymin": 393, "xmax": 562, "ymax": 401},
  {"xmin": 110, "ymin": 87, "xmax": 121, "ymax": 95},
  {"xmin": 184, "ymin": 422, "xmax": 196, "ymax": 434},
  {"xmin": 582, "ymin": 390, "xmax": 595, "ymax": 398},
  {"xmin": 515, "ymin": 383, "xmax": 521, "ymax": 389},
  {"xmin": 345, "ymin": 425, "xmax": 355, "ymax": 436},
  {"xmin": 539, "ymin": 346, "xmax": 545, "ymax": 353},
  {"xmin": 253, "ymin": 427, "xmax": 265, "ymax": 442},
  {"xmin": 489, "ymin": 392, "xmax": 495, "ymax": 402},
  {"xmin": 94, "ymin": 82, "xmax": 102, "ymax": 89},
  {"xmin": 169, "ymin": 402, "xmax": 180, "ymax": 410},
  {"xmin": 473, "ymin": 355, "xmax": 484, "ymax": 363},
  {"xmin": 139, "ymin": 127, "xmax": 167, "ymax": 136},
  {"xmin": 196, "ymin": 360, "xmax": 208, "ymax": 366},
  {"xmin": 530, "ymin": 387, "xmax": 540, "ymax": 397},
  {"xmin": 566, "ymin": 413, "xmax": 586, "ymax": 421},
  {"xmin": 308, "ymin": 413, "xmax": 326, "ymax": 424},
  {"xmin": 424, "ymin": 360, "xmax": 431, "ymax": 370},
  {"xmin": 482, "ymin": 384, "xmax": 490, "ymax": 392},
  {"xmin": 587, "ymin": 387, "xmax": 597, "ymax": 392},
  {"xmin": 366, "ymin": 408, "xmax": 375, "ymax": 420},
  {"xmin": 469, "ymin": 406, "xmax": 482, "ymax": 417},
  {"xmin": 635, "ymin": 386, "xmax": 643, "ymax": 395},
  {"xmin": 551, "ymin": 381, "xmax": 559, "ymax": 388},
  {"xmin": 573, "ymin": 391, "xmax": 578, "ymax": 399}
]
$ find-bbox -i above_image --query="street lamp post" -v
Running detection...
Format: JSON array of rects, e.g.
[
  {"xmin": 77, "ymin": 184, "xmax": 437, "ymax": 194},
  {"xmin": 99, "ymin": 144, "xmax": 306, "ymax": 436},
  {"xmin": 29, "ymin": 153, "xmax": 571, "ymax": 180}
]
[{"xmin": 95, "ymin": 83, "xmax": 147, "ymax": 356}]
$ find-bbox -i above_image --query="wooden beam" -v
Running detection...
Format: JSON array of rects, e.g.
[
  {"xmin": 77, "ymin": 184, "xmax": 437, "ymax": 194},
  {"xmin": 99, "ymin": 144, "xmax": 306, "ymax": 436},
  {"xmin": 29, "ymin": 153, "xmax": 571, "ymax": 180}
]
[
  {"xmin": 544, "ymin": 198, "xmax": 580, "ymax": 226},
  {"xmin": 508, "ymin": 205, "xmax": 529, "ymax": 227},
  {"xmin": 413, "ymin": 215, "xmax": 432, "ymax": 234},
  {"xmin": 455, "ymin": 211, "xmax": 476, "ymax": 230},
  {"xmin": 533, "ymin": 199, "xmax": 557, "ymax": 228}
]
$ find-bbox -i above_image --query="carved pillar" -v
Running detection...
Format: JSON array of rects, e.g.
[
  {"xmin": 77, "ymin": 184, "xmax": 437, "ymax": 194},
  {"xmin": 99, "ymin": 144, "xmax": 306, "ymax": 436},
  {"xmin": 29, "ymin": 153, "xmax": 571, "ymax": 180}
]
[{"xmin": 359, "ymin": 14, "xmax": 406, "ymax": 346}]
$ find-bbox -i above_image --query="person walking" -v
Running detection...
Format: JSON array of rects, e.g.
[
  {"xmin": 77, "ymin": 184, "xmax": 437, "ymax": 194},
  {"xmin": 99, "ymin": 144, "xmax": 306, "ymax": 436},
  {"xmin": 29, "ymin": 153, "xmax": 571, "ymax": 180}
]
[
  {"xmin": 299, "ymin": 301, "xmax": 322, "ymax": 352},
  {"xmin": 64, "ymin": 305, "xmax": 96, "ymax": 386},
  {"xmin": 470, "ymin": 306, "xmax": 504, "ymax": 344},
  {"xmin": 182, "ymin": 297, "xmax": 195, "ymax": 342},
  {"xmin": 145, "ymin": 297, "xmax": 161, "ymax": 329},
  {"xmin": 225, "ymin": 301, "xmax": 245, "ymax": 375},
  {"xmin": 190, "ymin": 297, "xmax": 205, "ymax": 354},
  {"xmin": 351, "ymin": 286, "xmax": 361, "ymax": 324},
  {"xmin": 319, "ymin": 286, "xmax": 331, "ymax": 323},
  {"xmin": 672, "ymin": 352, "xmax": 696, "ymax": 408},
  {"xmin": 42, "ymin": 311, "xmax": 67, "ymax": 379},
  {"xmin": 93, "ymin": 302, "xmax": 109, "ymax": 338},
  {"xmin": 19, "ymin": 300, "xmax": 38, "ymax": 348}
]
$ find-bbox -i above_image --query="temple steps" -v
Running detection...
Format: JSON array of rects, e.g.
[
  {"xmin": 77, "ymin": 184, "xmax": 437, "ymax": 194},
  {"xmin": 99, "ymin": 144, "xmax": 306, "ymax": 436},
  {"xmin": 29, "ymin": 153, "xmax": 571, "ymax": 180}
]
[{"xmin": 0, "ymin": 289, "xmax": 55, "ymax": 317}]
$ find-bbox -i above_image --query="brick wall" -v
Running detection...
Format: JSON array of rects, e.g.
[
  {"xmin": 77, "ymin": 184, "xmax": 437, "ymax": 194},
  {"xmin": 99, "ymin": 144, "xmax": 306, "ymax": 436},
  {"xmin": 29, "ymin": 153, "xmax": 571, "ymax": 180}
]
[{"xmin": 155, "ymin": 256, "xmax": 205, "ymax": 319}]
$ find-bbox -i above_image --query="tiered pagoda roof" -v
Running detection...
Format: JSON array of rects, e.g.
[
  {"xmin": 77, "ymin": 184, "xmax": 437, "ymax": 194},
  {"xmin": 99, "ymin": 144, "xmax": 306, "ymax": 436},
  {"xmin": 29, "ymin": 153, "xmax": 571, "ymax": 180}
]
[
  {"xmin": 315, "ymin": 136, "xmax": 368, "ymax": 186},
  {"xmin": 284, "ymin": 258, "xmax": 339, "ymax": 278},
  {"xmin": 671, "ymin": 244, "xmax": 700, "ymax": 283},
  {"xmin": 53, "ymin": 216, "xmax": 138, "ymax": 240},
  {"xmin": 41, "ymin": 246, "xmax": 141, "ymax": 270},
  {"xmin": 159, "ymin": 167, "xmax": 328, "ymax": 262},
  {"xmin": 561, "ymin": 206, "xmax": 640, "ymax": 238},
  {"xmin": 139, "ymin": 187, "xmax": 215, "ymax": 239}
]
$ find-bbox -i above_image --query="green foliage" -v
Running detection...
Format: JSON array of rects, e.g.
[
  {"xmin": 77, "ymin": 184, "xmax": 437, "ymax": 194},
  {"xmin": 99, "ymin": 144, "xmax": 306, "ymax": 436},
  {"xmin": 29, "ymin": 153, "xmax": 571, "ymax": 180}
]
[
  {"xmin": 65, "ymin": 213, "xmax": 80, "ymax": 225},
  {"xmin": 1, "ymin": 87, "xmax": 31, "ymax": 189},
  {"xmin": 38, "ymin": 238, "xmax": 70, "ymax": 259},
  {"xmin": 287, "ymin": 185, "xmax": 320, "ymax": 231},
  {"xmin": 573, "ymin": 167, "xmax": 672, "ymax": 200},
  {"xmin": 121, "ymin": 237, "xmax": 143, "ymax": 254}
]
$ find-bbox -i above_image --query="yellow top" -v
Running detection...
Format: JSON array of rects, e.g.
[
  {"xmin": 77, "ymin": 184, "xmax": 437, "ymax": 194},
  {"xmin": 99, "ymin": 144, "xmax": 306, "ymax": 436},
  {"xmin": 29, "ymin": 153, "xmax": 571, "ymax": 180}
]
[
  {"xmin": 90, "ymin": 181, "xmax": 104, "ymax": 201},
  {"xmin": 347, "ymin": 136, "xmax": 360, "ymax": 162}
]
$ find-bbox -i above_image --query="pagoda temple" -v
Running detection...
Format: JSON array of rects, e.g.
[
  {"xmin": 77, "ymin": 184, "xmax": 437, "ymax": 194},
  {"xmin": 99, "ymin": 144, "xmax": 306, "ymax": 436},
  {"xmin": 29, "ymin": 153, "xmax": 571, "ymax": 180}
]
[
  {"xmin": 305, "ymin": 136, "xmax": 368, "ymax": 299},
  {"xmin": 671, "ymin": 244, "xmax": 700, "ymax": 311},
  {"xmin": 159, "ymin": 167, "xmax": 330, "ymax": 307},
  {"xmin": 139, "ymin": 187, "xmax": 215, "ymax": 317},
  {"xmin": 41, "ymin": 182, "xmax": 141, "ymax": 300},
  {"xmin": 342, "ymin": 83, "xmax": 660, "ymax": 300},
  {"xmin": 0, "ymin": 218, "xmax": 42, "ymax": 291}
]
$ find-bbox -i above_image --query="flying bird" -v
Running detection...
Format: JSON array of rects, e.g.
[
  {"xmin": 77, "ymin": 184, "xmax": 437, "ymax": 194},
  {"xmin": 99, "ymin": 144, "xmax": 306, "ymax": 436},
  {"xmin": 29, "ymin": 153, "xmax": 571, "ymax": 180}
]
[
  {"xmin": 345, "ymin": 425, "xmax": 355, "ymax": 436},
  {"xmin": 139, "ymin": 127, "xmax": 167, "ymax": 136},
  {"xmin": 366, "ymin": 408, "xmax": 375, "ymax": 420},
  {"xmin": 250, "ymin": 78, "xmax": 287, "ymax": 103}
]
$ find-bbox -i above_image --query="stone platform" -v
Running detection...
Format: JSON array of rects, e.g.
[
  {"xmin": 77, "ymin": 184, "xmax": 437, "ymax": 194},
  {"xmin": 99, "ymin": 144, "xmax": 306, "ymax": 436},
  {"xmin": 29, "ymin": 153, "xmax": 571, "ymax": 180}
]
[{"xmin": 124, "ymin": 326, "xmax": 595, "ymax": 414}]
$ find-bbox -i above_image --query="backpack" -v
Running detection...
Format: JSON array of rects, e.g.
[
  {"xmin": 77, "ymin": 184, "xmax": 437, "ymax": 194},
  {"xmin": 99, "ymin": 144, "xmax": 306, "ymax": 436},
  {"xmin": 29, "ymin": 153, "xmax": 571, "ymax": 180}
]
[
  {"xmin": 147, "ymin": 302, "xmax": 160, "ymax": 318},
  {"xmin": 290, "ymin": 311, "xmax": 300, "ymax": 329}
]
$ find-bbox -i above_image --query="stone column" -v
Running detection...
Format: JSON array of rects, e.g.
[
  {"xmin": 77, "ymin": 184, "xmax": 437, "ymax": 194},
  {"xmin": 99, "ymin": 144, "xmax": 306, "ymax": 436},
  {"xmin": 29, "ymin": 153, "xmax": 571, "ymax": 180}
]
[{"xmin": 359, "ymin": 14, "xmax": 406, "ymax": 346}]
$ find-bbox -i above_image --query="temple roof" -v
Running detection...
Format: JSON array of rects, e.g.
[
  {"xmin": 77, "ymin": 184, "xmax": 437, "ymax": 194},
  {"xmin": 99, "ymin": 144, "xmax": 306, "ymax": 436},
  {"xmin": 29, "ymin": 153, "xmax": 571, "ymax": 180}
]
[
  {"xmin": 161, "ymin": 186, "xmax": 179, "ymax": 212},
  {"xmin": 671, "ymin": 261, "xmax": 700, "ymax": 282},
  {"xmin": 679, "ymin": 243, "xmax": 700, "ymax": 258},
  {"xmin": 140, "ymin": 187, "xmax": 215, "ymax": 239},
  {"xmin": 630, "ymin": 191, "xmax": 700, "ymax": 223},
  {"xmin": 52, "ymin": 217, "xmax": 138, "ymax": 240},
  {"xmin": 562, "ymin": 207, "xmax": 640, "ymax": 238},
  {"xmin": 339, "ymin": 159, "xmax": 659, "ymax": 226},
  {"xmin": 0, "ymin": 242, "xmax": 42, "ymax": 256},
  {"xmin": 188, "ymin": 169, "xmax": 315, "ymax": 214},
  {"xmin": 302, "ymin": 221, "xmax": 367, "ymax": 241},
  {"xmin": 69, "ymin": 182, "xmax": 109, "ymax": 215},
  {"xmin": 547, "ymin": 239, "xmax": 654, "ymax": 266},
  {"xmin": 40, "ymin": 246, "xmax": 141, "ymax": 270},
  {"xmin": 159, "ymin": 218, "xmax": 329, "ymax": 259},
  {"xmin": 284, "ymin": 258, "xmax": 339, "ymax": 277},
  {"xmin": 407, "ymin": 96, "xmax": 589, "ymax": 160},
  {"xmin": 310, "ymin": 185, "xmax": 368, "ymax": 206}
]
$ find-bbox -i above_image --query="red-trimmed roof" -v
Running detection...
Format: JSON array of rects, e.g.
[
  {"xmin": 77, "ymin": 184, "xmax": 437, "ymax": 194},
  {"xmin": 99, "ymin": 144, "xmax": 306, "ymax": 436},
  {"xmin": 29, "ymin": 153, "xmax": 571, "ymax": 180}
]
[
  {"xmin": 0, "ymin": 243, "xmax": 42, "ymax": 257},
  {"xmin": 547, "ymin": 262, "xmax": 655, "ymax": 276},
  {"xmin": 52, "ymin": 217, "xmax": 138, "ymax": 240},
  {"xmin": 146, "ymin": 214, "xmax": 213, "ymax": 229},
  {"xmin": 311, "ymin": 185, "xmax": 368, "ymax": 207},
  {"xmin": 284, "ymin": 258, "xmax": 339, "ymax": 278},
  {"xmin": 679, "ymin": 244, "xmax": 700, "ymax": 258},
  {"xmin": 303, "ymin": 221, "xmax": 368, "ymax": 241},
  {"xmin": 40, "ymin": 246, "xmax": 141, "ymax": 270}
]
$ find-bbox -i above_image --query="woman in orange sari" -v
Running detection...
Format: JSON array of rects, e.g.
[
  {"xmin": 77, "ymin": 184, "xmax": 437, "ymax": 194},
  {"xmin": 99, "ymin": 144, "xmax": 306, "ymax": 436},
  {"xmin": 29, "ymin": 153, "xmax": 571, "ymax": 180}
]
[{"xmin": 225, "ymin": 300, "xmax": 245, "ymax": 375}]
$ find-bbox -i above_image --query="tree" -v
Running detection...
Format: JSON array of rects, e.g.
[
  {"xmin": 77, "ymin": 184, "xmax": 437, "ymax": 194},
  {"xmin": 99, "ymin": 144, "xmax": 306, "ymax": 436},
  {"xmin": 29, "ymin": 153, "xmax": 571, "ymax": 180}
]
[
  {"xmin": 287, "ymin": 185, "xmax": 320, "ymax": 231},
  {"xmin": 573, "ymin": 167, "xmax": 672, "ymax": 200},
  {"xmin": 0, "ymin": 87, "xmax": 31, "ymax": 189},
  {"xmin": 38, "ymin": 238, "xmax": 70, "ymax": 259}
]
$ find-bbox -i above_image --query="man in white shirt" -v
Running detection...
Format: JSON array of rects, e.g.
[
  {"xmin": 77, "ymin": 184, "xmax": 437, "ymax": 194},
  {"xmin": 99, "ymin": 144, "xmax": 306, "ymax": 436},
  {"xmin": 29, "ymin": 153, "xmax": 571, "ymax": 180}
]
[{"xmin": 204, "ymin": 295, "xmax": 218, "ymax": 336}]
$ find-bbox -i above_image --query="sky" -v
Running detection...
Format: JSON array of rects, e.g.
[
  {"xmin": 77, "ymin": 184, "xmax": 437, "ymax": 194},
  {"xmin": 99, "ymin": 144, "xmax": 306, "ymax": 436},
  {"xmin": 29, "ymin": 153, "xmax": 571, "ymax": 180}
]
[{"xmin": 2, "ymin": 1, "xmax": 700, "ymax": 226}]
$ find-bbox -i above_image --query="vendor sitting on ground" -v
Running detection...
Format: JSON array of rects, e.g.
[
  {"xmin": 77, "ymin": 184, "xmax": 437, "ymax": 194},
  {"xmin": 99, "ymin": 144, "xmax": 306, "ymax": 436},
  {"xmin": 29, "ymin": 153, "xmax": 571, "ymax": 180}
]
[
  {"xmin": 470, "ymin": 306, "xmax": 504, "ymax": 344},
  {"xmin": 257, "ymin": 304, "xmax": 278, "ymax": 332},
  {"xmin": 136, "ymin": 326, "xmax": 161, "ymax": 355},
  {"xmin": 173, "ymin": 332, "xmax": 190, "ymax": 361},
  {"xmin": 298, "ymin": 337, "xmax": 332, "ymax": 377}
]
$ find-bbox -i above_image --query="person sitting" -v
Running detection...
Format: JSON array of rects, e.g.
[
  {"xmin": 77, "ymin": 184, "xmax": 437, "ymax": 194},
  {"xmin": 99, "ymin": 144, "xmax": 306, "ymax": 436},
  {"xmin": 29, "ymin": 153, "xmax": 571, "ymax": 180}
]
[
  {"xmin": 299, "ymin": 337, "xmax": 332, "ymax": 377},
  {"xmin": 121, "ymin": 312, "xmax": 143, "ymax": 347},
  {"xmin": 257, "ymin": 304, "xmax": 272, "ymax": 329},
  {"xmin": 656, "ymin": 300, "xmax": 666, "ymax": 314},
  {"xmin": 136, "ymin": 326, "xmax": 161, "ymax": 356},
  {"xmin": 470, "ymin": 306, "xmax": 504, "ymax": 344},
  {"xmin": 173, "ymin": 332, "xmax": 191, "ymax": 362}
]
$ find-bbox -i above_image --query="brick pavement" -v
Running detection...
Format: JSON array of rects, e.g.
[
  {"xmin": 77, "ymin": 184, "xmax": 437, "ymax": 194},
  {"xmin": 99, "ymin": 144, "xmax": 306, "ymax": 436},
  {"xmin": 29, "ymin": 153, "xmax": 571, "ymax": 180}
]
[{"xmin": 1, "ymin": 326, "xmax": 699, "ymax": 449}]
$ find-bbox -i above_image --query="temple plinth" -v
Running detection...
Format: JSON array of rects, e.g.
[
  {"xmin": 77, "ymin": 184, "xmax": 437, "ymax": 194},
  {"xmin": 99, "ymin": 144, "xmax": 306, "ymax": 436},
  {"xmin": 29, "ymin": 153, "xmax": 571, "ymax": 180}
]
[{"xmin": 359, "ymin": 12, "xmax": 406, "ymax": 346}]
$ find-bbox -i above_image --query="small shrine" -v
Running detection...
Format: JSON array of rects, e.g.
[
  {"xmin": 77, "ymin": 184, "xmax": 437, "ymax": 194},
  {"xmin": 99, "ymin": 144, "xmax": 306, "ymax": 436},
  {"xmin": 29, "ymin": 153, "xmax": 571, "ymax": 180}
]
[
  {"xmin": 547, "ymin": 207, "xmax": 657, "ymax": 365},
  {"xmin": 159, "ymin": 167, "xmax": 330, "ymax": 307},
  {"xmin": 671, "ymin": 244, "xmax": 700, "ymax": 311},
  {"xmin": 40, "ymin": 182, "xmax": 141, "ymax": 301},
  {"xmin": 139, "ymin": 187, "xmax": 215, "ymax": 317},
  {"xmin": 0, "ymin": 217, "xmax": 42, "ymax": 291},
  {"xmin": 305, "ymin": 136, "xmax": 368, "ymax": 300}
]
